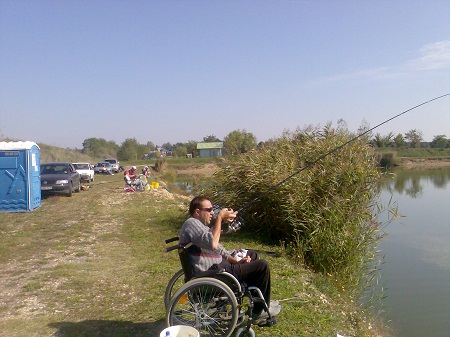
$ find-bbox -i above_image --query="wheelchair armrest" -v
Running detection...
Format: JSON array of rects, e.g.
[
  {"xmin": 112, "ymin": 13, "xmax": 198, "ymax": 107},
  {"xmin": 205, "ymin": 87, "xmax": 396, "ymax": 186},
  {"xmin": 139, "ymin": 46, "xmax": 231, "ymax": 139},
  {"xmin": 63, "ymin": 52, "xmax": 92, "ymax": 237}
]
[
  {"xmin": 166, "ymin": 244, "xmax": 180, "ymax": 252},
  {"xmin": 166, "ymin": 242, "xmax": 193, "ymax": 252},
  {"xmin": 165, "ymin": 237, "xmax": 185, "ymax": 253}
]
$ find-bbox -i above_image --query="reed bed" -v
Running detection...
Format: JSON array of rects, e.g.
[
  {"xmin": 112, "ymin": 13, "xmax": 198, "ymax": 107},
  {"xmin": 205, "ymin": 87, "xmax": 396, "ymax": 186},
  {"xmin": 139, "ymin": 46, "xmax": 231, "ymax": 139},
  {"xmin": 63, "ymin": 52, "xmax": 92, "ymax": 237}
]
[{"xmin": 202, "ymin": 126, "xmax": 383, "ymax": 289}]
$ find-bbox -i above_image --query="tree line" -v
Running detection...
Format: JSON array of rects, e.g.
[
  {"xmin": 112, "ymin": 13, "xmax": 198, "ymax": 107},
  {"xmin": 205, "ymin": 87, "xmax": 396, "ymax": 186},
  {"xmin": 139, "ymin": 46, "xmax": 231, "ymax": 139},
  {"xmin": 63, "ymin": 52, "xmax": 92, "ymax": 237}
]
[
  {"xmin": 372, "ymin": 129, "xmax": 449, "ymax": 149},
  {"xmin": 81, "ymin": 129, "xmax": 257, "ymax": 161},
  {"xmin": 81, "ymin": 127, "xmax": 449, "ymax": 162}
]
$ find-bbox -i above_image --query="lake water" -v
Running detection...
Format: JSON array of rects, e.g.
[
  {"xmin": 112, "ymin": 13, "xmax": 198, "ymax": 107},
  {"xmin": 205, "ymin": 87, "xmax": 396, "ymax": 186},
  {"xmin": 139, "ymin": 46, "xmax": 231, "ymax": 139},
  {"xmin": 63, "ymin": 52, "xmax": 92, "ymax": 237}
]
[{"xmin": 376, "ymin": 168, "xmax": 450, "ymax": 337}]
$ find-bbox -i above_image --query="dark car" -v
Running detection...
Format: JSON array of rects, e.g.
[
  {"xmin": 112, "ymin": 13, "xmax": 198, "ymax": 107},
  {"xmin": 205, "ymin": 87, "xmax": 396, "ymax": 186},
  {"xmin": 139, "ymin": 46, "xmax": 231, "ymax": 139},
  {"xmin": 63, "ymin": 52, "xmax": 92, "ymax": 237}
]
[{"xmin": 40, "ymin": 162, "xmax": 81, "ymax": 197}]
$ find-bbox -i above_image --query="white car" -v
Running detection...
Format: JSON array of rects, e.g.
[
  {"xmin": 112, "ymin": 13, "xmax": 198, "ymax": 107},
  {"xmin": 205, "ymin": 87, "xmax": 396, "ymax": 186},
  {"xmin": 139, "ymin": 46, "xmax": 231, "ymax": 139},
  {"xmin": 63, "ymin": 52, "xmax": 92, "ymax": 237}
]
[
  {"xmin": 72, "ymin": 162, "xmax": 95, "ymax": 182},
  {"xmin": 104, "ymin": 158, "xmax": 120, "ymax": 173}
]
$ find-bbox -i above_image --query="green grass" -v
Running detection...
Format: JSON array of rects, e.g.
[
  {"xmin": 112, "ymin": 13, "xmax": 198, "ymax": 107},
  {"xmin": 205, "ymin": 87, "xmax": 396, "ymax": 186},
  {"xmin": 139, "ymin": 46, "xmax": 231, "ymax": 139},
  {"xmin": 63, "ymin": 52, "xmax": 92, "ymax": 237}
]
[
  {"xmin": 0, "ymin": 174, "xmax": 387, "ymax": 337},
  {"xmin": 375, "ymin": 147, "xmax": 450, "ymax": 159}
]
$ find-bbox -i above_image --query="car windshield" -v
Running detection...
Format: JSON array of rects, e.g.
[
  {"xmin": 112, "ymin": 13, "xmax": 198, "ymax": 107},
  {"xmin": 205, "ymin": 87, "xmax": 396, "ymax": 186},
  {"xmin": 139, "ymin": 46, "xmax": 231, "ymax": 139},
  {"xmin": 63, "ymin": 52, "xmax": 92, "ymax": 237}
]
[
  {"xmin": 41, "ymin": 164, "xmax": 69, "ymax": 174},
  {"xmin": 74, "ymin": 164, "xmax": 89, "ymax": 169}
]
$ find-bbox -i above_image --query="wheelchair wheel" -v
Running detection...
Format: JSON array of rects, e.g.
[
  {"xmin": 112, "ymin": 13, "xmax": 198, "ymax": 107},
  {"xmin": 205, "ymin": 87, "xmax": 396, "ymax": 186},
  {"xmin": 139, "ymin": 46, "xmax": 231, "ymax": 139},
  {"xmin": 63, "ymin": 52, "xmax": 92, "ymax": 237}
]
[
  {"xmin": 234, "ymin": 327, "xmax": 255, "ymax": 337},
  {"xmin": 167, "ymin": 277, "xmax": 239, "ymax": 337},
  {"xmin": 164, "ymin": 269, "xmax": 185, "ymax": 309}
]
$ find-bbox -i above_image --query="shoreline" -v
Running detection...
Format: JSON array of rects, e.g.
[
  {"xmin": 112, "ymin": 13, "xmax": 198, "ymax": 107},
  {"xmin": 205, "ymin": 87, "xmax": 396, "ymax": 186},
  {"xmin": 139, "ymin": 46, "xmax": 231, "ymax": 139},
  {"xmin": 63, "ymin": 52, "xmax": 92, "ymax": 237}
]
[
  {"xmin": 173, "ymin": 158, "xmax": 450, "ymax": 177},
  {"xmin": 397, "ymin": 157, "xmax": 450, "ymax": 168}
]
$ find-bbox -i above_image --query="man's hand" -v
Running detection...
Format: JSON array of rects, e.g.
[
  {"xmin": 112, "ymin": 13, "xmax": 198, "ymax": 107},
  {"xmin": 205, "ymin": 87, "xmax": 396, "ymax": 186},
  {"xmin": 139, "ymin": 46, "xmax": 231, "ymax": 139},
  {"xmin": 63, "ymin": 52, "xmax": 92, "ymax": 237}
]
[
  {"xmin": 227, "ymin": 254, "xmax": 251, "ymax": 264},
  {"xmin": 238, "ymin": 256, "xmax": 251, "ymax": 264},
  {"xmin": 217, "ymin": 208, "xmax": 237, "ymax": 223},
  {"xmin": 212, "ymin": 208, "xmax": 237, "ymax": 250}
]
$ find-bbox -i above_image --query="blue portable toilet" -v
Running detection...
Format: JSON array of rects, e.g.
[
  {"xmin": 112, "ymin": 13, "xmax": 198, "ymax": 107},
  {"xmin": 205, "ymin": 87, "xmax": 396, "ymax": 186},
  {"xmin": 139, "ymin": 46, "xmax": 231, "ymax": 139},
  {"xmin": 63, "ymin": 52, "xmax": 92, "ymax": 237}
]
[{"xmin": 0, "ymin": 141, "xmax": 41, "ymax": 212}]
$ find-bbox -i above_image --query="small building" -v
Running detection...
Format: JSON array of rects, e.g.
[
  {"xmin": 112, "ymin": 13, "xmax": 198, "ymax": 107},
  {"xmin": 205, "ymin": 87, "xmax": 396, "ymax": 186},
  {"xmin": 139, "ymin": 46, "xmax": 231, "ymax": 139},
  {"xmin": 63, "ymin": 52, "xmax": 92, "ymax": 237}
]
[
  {"xmin": 0, "ymin": 141, "xmax": 41, "ymax": 212},
  {"xmin": 197, "ymin": 142, "xmax": 224, "ymax": 158}
]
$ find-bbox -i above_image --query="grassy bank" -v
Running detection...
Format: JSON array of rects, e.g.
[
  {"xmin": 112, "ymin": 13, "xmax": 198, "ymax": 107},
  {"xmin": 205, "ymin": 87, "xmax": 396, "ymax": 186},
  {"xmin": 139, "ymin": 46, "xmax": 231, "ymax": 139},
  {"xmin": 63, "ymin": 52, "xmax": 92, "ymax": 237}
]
[
  {"xmin": 374, "ymin": 148, "xmax": 450, "ymax": 168},
  {"xmin": 38, "ymin": 143, "xmax": 100, "ymax": 164},
  {"xmin": 0, "ymin": 174, "xmax": 385, "ymax": 337},
  {"xmin": 375, "ymin": 147, "xmax": 450, "ymax": 159}
]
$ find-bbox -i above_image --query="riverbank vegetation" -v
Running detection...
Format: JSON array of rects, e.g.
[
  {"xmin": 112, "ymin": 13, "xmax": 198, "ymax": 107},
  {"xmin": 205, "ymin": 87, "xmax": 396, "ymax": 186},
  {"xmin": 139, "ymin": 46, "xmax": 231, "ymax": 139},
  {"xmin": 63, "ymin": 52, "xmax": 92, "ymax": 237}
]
[
  {"xmin": 202, "ymin": 126, "xmax": 383, "ymax": 290},
  {"xmin": 375, "ymin": 148, "xmax": 450, "ymax": 168},
  {"xmin": 0, "ymin": 173, "xmax": 387, "ymax": 337},
  {"xmin": 2, "ymin": 127, "xmax": 447, "ymax": 336}
]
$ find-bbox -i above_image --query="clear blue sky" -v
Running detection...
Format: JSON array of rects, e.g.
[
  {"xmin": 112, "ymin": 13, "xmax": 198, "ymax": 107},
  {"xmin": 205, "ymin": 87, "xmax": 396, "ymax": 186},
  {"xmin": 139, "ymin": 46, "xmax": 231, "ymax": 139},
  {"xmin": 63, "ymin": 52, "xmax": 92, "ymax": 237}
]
[{"xmin": 1, "ymin": 0, "xmax": 448, "ymax": 148}]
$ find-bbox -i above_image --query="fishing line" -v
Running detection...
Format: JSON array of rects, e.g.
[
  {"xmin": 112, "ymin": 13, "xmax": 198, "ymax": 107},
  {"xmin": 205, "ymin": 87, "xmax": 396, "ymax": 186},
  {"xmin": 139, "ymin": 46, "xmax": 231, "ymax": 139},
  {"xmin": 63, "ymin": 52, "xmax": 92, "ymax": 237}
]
[{"xmin": 235, "ymin": 93, "xmax": 449, "ymax": 213}]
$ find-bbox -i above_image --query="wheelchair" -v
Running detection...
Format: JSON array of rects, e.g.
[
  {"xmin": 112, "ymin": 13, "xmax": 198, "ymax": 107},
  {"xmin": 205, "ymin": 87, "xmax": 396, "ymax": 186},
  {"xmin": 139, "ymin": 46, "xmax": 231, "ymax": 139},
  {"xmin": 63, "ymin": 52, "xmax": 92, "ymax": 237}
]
[{"xmin": 164, "ymin": 237, "xmax": 276, "ymax": 337}]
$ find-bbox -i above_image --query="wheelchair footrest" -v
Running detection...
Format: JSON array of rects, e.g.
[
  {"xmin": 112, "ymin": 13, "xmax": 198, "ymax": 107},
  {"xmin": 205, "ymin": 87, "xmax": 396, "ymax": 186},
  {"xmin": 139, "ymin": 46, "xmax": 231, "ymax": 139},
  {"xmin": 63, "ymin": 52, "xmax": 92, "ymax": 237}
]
[{"xmin": 257, "ymin": 316, "xmax": 277, "ymax": 327}]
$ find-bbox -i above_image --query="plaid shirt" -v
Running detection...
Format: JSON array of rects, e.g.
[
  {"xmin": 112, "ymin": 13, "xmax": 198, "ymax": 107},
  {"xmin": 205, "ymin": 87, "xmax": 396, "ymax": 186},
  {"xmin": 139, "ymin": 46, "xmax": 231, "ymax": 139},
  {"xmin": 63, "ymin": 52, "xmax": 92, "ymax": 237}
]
[{"xmin": 179, "ymin": 217, "xmax": 231, "ymax": 274}]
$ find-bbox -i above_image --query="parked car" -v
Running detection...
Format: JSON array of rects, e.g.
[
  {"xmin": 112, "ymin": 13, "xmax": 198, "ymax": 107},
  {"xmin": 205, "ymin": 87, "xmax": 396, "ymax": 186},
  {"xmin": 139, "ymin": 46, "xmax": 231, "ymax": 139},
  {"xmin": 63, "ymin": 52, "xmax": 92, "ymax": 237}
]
[
  {"xmin": 104, "ymin": 158, "xmax": 120, "ymax": 173},
  {"xmin": 94, "ymin": 162, "xmax": 114, "ymax": 174},
  {"xmin": 40, "ymin": 162, "xmax": 81, "ymax": 197},
  {"xmin": 72, "ymin": 162, "xmax": 95, "ymax": 182}
]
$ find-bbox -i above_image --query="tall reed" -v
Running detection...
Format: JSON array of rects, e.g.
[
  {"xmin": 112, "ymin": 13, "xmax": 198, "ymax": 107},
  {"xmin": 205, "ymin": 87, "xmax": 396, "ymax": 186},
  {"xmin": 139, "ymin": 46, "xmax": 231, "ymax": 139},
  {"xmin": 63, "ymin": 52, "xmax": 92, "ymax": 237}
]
[{"xmin": 202, "ymin": 125, "xmax": 382, "ymax": 288}]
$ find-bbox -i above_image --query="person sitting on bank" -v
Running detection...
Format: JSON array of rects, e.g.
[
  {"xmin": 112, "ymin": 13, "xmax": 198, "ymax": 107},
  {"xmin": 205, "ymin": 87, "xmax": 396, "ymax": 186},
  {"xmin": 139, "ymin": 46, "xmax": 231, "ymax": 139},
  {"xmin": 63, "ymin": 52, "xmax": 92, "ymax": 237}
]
[
  {"xmin": 178, "ymin": 195, "xmax": 281, "ymax": 320},
  {"xmin": 142, "ymin": 165, "xmax": 151, "ymax": 178},
  {"xmin": 123, "ymin": 166, "xmax": 137, "ymax": 187}
]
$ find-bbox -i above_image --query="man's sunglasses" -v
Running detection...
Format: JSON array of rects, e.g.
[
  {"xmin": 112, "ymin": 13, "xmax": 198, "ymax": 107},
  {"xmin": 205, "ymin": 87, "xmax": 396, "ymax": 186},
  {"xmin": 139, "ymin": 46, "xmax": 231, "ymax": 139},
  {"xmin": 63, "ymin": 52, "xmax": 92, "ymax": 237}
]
[{"xmin": 198, "ymin": 207, "xmax": 213, "ymax": 212}]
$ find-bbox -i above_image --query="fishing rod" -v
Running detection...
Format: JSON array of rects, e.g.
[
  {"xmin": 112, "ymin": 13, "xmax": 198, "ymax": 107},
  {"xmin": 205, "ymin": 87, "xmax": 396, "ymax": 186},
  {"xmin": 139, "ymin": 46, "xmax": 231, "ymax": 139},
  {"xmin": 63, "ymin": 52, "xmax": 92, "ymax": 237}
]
[{"xmin": 230, "ymin": 93, "xmax": 449, "ymax": 216}]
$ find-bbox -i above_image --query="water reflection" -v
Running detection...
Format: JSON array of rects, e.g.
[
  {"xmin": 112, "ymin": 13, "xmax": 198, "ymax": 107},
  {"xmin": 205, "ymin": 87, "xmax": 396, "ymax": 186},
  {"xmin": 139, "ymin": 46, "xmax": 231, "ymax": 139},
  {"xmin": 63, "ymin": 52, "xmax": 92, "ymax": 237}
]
[
  {"xmin": 380, "ymin": 168, "xmax": 450, "ymax": 198},
  {"xmin": 171, "ymin": 181, "xmax": 194, "ymax": 194},
  {"xmin": 377, "ymin": 168, "xmax": 450, "ymax": 337}
]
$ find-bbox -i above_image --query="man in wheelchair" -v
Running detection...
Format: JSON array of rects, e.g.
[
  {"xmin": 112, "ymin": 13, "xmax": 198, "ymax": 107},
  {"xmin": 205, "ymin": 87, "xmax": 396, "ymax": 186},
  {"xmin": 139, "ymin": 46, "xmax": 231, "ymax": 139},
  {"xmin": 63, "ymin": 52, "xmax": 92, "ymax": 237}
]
[{"xmin": 179, "ymin": 196, "xmax": 282, "ymax": 321}]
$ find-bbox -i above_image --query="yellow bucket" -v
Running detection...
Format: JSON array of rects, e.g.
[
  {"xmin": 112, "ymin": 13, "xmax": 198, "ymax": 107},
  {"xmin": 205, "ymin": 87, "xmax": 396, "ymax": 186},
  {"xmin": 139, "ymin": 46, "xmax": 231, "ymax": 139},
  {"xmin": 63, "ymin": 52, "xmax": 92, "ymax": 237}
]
[{"xmin": 150, "ymin": 181, "xmax": 159, "ymax": 189}]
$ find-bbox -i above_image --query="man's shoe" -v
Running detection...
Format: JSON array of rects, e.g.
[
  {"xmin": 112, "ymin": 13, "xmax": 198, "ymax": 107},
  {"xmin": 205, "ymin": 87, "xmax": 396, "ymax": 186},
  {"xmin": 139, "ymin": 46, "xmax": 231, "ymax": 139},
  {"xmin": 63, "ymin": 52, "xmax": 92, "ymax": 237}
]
[{"xmin": 252, "ymin": 301, "xmax": 282, "ymax": 320}]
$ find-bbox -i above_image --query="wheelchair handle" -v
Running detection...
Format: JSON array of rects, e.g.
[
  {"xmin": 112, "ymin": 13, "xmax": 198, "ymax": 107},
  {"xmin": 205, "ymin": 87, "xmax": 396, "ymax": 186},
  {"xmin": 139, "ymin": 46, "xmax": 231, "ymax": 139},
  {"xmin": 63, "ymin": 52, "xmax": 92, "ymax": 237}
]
[{"xmin": 165, "ymin": 238, "xmax": 192, "ymax": 253}]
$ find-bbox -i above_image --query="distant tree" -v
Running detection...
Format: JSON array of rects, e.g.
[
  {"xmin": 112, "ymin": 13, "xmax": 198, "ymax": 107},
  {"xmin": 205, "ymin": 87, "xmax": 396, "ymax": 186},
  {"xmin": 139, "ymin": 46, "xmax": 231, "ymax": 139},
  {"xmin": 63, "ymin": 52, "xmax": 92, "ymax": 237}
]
[
  {"xmin": 170, "ymin": 140, "xmax": 200, "ymax": 157},
  {"xmin": 372, "ymin": 134, "xmax": 382, "ymax": 147},
  {"xmin": 146, "ymin": 141, "xmax": 155, "ymax": 151},
  {"xmin": 173, "ymin": 145, "xmax": 188, "ymax": 157},
  {"xmin": 373, "ymin": 132, "xmax": 394, "ymax": 148},
  {"xmin": 223, "ymin": 129, "xmax": 257, "ymax": 155},
  {"xmin": 170, "ymin": 142, "xmax": 185, "ymax": 157},
  {"xmin": 117, "ymin": 138, "xmax": 139, "ymax": 161},
  {"xmin": 203, "ymin": 135, "xmax": 221, "ymax": 142},
  {"xmin": 404, "ymin": 129, "xmax": 423, "ymax": 148},
  {"xmin": 161, "ymin": 142, "xmax": 173, "ymax": 151},
  {"xmin": 393, "ymin": 133, "xmax": 406, "ymax": 148},
  {"xmin": 185, "ymin": 140, "xmax": 198, "ymax": 157},
  {"xmin": 137, "ymin": 144, "xmax": 148, "ymax": 159},
  {"xmin": 82, "ymin": 137, "xmax": 119, "ymax": 158},
  {"xmin": 357, "ymin": 119, "xmax": 372, "ymax": 142},
  {"xmin": 430, "ymin": 135, "xmax": 449, "ymax": 148},
  {"xmin": 171, "ymin": 142, "xmax": 181, "ymax": 148}
]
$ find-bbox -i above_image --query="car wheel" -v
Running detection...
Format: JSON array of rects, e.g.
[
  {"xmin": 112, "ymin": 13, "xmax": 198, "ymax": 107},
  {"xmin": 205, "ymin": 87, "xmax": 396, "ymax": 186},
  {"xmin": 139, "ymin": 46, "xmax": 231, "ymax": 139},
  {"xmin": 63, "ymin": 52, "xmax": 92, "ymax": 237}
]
[
  {"xmin": 75, "ymin": 179, "xmax": 81, "ymax": 193},
  {"xmin": 67, "ymin": 183, "xmax": 73, "ymax": 197}
]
